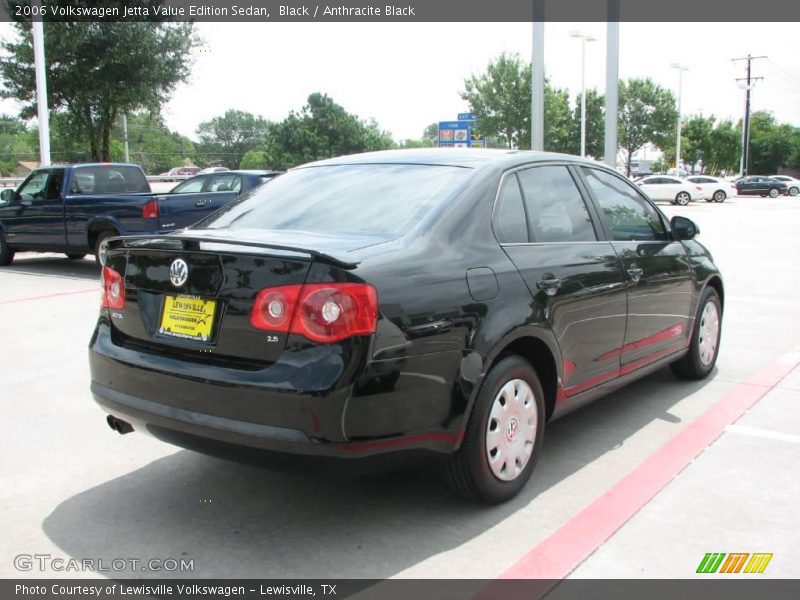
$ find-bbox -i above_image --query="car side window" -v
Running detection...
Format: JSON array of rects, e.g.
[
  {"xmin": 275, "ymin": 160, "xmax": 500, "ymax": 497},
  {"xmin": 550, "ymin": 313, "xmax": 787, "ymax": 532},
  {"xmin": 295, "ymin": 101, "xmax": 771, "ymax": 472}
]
[
  {"xmin": 45, "ymin": 169, "xmax": 65, "ymax": 200},
  {"xmin": 171, "ymin": 177, "xmax": 206, "ymax": 194},
  {"xmin": 209, "ymin": 174, "xmax": 239, "ymax": 192},
  {"xmin": 516, "ymin": 165, "xmax": 597, "ymax": 242},
  {"xmin": 582, "ymin": 167, "xmax": 668, "ymax": 242},
  {"xmin": 494, "ymin": 173, "xmax": 528, "ymax": 243},
  {"xmin": 18, "ymin": 171, "xmax": 49, "ymax": 201}
]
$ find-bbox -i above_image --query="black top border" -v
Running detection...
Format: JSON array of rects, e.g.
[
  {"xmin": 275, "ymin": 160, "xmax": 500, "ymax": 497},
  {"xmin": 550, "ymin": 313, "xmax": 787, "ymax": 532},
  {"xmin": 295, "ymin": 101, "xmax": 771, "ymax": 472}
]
[{"xmin": 2, "ymin": 0, "xmax": 800, "ymax": 23}]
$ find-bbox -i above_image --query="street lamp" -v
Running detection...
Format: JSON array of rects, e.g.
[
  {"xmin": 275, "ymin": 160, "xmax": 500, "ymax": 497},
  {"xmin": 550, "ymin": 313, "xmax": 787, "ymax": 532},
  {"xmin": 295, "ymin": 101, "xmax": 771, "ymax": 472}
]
[
  {"xmin": 670, "ymin": 63, "xmax": 689, "ymax": 175},
  {"xmin": 570, "ymin": 30, "xmax": 596, "ymax": 157}
]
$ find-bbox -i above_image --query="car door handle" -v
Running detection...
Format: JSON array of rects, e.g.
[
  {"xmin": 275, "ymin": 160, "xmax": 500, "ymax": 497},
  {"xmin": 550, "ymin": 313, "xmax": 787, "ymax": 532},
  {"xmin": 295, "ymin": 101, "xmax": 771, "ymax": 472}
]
[
  {"xmin": 627, "ymin": 267, "xmax": 644, "ymax": 283},
  {"xmin": 536, "ymin": 277, "xmax": 561, "ymax": 295},
  {"xmin": 195, "ymin": 199, "xmax": 210, "ymax": 207}
]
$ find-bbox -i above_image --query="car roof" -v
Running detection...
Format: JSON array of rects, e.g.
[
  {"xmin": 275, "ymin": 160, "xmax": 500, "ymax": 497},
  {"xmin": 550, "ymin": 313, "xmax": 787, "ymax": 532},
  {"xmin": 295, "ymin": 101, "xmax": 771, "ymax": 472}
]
[{"xmin": 297, "ymin": 148, "xmax": 606, "ymax": 171}]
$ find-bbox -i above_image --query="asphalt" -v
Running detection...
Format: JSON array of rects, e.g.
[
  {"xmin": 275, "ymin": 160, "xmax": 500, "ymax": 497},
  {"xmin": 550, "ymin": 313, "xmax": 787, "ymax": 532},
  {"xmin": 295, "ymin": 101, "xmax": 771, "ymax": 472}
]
[{"xmin": 0, "ymin": 194, "xmax": 798, "ymax": 580}]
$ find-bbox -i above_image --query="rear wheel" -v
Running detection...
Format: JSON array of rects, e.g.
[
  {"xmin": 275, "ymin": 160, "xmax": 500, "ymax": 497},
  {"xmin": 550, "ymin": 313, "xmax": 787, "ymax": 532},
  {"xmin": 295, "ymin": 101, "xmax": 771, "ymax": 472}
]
[
  {"xmin": 675, "ymin": 192, "xmax": 691, "ymax": 206},
  {"xmin": 768, "ymin": 188, "xmax": 780, "ymax": 198},
  {"xmin": 0, "ymin": 234, "xmax": 14, "ymax": 266},
  {"xmin": 444, "ymin": 355, "xmax": 545, "ymax": 504},
  {"xmin": 670, "ymin": 286, "xmax": 722, "ymax": 380},
  {"xmin": 713, "ymin": 190, "xmax": 727, "ymax": 202},
  {"xmin": 93, "ymin": 230, "xmax": 116, "ymax": 267},
  {"xmin": 789, "ymin": 187, "xmax": 799, "ymax": 197}
]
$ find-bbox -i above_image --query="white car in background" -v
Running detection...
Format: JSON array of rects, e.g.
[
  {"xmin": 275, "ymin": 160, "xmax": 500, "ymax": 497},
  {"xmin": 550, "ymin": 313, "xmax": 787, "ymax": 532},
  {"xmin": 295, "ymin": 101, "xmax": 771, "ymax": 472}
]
[
  {"xmin": 635, "ymin": 175, "xmax": 707, "ymax": 205},
  {"xmin": 685, "ymin": 175, "xmax": 739, "ymax": 203},
  {"xmin": 770, "ymin": 175, "xmax": 800, "ymax": 196}
]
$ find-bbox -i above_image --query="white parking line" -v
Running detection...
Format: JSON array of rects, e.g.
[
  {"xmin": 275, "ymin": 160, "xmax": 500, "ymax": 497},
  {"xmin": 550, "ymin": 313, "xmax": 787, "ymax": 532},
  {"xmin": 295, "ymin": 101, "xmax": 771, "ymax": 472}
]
[{"xmin": 725, "ymin": 424, "xmax": 800, "ymax": 445}]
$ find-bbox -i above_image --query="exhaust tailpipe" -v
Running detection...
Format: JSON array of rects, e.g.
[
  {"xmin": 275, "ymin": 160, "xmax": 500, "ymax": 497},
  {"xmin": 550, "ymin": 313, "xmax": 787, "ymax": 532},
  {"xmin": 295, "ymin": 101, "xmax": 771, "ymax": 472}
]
[{"xmin": 106, "ymin": 415, "xmax": 134, "ymax": 435}]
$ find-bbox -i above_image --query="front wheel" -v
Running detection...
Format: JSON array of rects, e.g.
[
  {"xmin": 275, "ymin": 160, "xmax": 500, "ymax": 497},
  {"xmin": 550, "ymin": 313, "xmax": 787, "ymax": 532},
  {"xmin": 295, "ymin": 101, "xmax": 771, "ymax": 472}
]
[
  {"xmin": 768, "ymin": 188, "xmax": 780, "ymax": 198},
  {"xmin": 670, "ymin": 286, "xmax": 722, "ymax": 380},
  {"xmin": 444, "ymin": 355, "xmax": 546, "ymax": 504},
  {"xmin": 0, "ymin": 234, "xmax": 14, "ymax": 266},
  {"xmin": 713, "ymin": 190, "xmax": 727, "ymax": 203},
  {"xmin": 789, "ymin": 187, "xmax": 799, "ymax": 197},
  {"xmin": 675, "ymin": 192, "xmax": 691, "ymax": 206}
]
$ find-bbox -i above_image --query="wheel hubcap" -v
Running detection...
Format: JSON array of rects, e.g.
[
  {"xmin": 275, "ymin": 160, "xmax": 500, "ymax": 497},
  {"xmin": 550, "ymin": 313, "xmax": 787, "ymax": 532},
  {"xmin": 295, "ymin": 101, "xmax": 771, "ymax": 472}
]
[
  {"xmin": 698, "ymin": 301, "xmax": 720, "ymax": 367},
  {"xmin": 485, "ymin": 379, "xmax": 537, "ymax": 482},
  {"xmin": 715, "ymin": 191, "xmax": 725, "ymax": 201},
  {"xmin": 678, "ymin": 194, "xmax": 689, "ymax": 205}
]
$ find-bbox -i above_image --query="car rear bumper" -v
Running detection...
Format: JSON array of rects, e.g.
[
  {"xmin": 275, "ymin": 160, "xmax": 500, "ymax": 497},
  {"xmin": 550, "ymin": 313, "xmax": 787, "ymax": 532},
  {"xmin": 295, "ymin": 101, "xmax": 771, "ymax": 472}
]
[{"xmin": 89, "ymin": 321, "xmax": 465, "ymax": 471}]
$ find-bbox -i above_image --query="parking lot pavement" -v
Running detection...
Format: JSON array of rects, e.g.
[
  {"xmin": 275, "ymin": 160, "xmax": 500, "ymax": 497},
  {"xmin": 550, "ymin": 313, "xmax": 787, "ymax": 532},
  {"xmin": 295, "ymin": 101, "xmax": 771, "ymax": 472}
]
[{"xmin": 0, "ymin": 195, "xmax": 798, "ymax": 580}]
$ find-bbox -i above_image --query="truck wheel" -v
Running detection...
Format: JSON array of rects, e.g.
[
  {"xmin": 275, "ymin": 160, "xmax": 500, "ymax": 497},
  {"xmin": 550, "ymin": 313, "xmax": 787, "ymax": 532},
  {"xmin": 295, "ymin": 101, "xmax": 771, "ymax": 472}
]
[
  {"xmin": 0, "ymin": 234, "xmax": 14, "ymax": 266},
  {"xmin": 66, "ymin": 253, "xmax": 86, "ymax": 260},
  {"xmin": 93, "ymin": 231, "xmax": 116, "ymax": 267},
  {"xmin": 444, "ymin": 355, "xmax": 545, "ymax": 504}
]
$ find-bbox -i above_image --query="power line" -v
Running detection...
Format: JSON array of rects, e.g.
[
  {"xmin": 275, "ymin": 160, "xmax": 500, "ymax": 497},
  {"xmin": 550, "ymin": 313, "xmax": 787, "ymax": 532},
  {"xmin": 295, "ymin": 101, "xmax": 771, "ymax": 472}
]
[{"xmin": 732, "ymin": 54, "xmax": 767, "ymax": 176}]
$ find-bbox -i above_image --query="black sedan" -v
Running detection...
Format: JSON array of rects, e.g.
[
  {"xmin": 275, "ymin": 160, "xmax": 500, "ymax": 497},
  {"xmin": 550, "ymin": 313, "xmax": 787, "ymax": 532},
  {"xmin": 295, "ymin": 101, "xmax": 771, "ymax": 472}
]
[
  {"xmin": 735, "ymin": 175, "xmax": 788, "ymax": 197},
  {"xmin": 90, "ymin": 150, "xmax": 724, "ymax": 503}
]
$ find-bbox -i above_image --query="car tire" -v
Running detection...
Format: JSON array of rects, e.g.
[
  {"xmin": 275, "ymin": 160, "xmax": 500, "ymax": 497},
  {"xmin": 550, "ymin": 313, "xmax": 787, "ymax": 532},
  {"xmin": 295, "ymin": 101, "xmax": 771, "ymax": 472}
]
[
  {"xmin": 768, "ymin": 188, "xmax": 780, "ymax": 198},
  {"xmin": 789, "ymin": 187, "xmax": 799, "ymax": 197},
  {"xmin": 0, "ymin": 234, "xmax": 15, "ymax": 266},
  {"xmin": 675, "ymin": 192, "xmax": 691, "ymax": 206},
  {"xmin": 66, "ymin": 253, "xmax": 86, "ymax": 260},
  {"xmin": 670, "ymin": 286, "xmax": 722, "ymax": 380},
  {"xmin": 444, "ymin": 355, "xmax": 546, "ymax": 504},
  {"xmin": 93, "ymin": 230, "xmax": 116, "ymax": 267},
  {"xmin": 713, "ymin": 190, "xmax": 727, "ymax": 202}
]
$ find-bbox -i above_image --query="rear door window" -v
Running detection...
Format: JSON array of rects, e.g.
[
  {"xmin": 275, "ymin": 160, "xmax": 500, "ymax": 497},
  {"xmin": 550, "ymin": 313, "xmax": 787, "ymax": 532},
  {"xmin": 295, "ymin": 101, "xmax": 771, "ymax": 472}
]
[{"xmin": 517, "ymin": 165, "xmax": 597, "ymax": 242}]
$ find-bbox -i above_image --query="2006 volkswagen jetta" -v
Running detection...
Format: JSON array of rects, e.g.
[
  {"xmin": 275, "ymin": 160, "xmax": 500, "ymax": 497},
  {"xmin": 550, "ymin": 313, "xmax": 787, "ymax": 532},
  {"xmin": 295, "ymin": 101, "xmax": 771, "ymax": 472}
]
[{"xmin": 89, "ymin": 149, "xmax": 723, "ymax": 503}]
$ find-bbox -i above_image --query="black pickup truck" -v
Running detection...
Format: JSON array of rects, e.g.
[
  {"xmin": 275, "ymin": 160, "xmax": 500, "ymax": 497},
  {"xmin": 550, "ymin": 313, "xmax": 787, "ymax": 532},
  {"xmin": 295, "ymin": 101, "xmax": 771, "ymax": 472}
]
[{"xmin": 0, "ymin": 163, "xmax": 276, "ymax": 266}]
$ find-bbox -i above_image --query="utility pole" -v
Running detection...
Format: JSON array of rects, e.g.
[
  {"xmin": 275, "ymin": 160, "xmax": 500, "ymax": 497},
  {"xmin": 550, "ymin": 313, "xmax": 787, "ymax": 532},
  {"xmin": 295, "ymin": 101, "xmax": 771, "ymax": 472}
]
[
  {"xmin": 122, "ymin": 114, "xmax": 130, "ymax": 163},
  {"xmin": 604, "ymin": 2, "xmax": 620, "ymax": 169},
  {"xmin": 732, "ymin": 54, "xmax": 766, "ymax": 176},
  {"xmin": 670, "ymin": 63, "xmax": 689, "ymax": 175},
  {"xmin": 531, "ymin": 15, "xmax": 545, "ymax": 151},
  {"xmin": 570, "ymin": 31, "xmax": 597, "ymax": 157}
]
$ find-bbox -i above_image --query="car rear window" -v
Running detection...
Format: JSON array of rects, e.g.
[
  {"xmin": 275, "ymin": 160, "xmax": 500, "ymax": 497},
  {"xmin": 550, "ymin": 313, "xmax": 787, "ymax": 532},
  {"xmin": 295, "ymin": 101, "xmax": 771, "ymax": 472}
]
[
  {"xmin": 70, "ymin": 166, "xmax": 149, "ymax": 194},
  {"xmin": 199, "ymin": 164, "xmax": 471, "ymax": 237}
]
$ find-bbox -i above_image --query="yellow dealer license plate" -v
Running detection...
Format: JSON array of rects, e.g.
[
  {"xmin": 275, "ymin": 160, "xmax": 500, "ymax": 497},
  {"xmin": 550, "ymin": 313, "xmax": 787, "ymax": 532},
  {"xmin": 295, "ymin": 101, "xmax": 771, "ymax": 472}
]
[{"xmin": 159, "ymin": 295, "xmax": 216, "ymax": 342}]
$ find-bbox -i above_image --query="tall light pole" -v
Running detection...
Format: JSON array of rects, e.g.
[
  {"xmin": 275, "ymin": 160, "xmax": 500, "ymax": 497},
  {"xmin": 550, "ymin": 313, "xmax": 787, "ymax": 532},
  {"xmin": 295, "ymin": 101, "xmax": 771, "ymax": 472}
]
[
  {"xmin": 670, "ymin": 63, "xmax": 689, "ymax": 175},
  {"xmin": 570, "ymin": 31, "xmax": 596, "ymax": 157},
  {"xmin": 32, "ymin": 0, "xmax": 50, "ymax": 166}
]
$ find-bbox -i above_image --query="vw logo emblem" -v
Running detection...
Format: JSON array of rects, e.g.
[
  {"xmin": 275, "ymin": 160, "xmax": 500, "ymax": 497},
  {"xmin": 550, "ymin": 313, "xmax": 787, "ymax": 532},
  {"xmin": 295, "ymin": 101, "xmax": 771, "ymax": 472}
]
[
  {"xmin": 169, "ymin": 258, "xmax": 189, "ymax": 287},
  {"xmin": 506, "ymin": 418, "xmax": 519, "ymax": 442}
]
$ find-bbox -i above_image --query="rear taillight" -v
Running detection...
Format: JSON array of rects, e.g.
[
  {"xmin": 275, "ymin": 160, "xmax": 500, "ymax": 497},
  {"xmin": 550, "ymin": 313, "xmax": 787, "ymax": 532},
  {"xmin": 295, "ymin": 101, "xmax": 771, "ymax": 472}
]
[
  {"xmin": 250, "ymin": 283, "xmax": 378, "ymax": 343},
  {"xmin": 142, "ymin": 200, "xmax": 159, "ymax": 219},
  {"xmin": 101, "ymin": 266, "xmax": 125, "ymax": 309}
]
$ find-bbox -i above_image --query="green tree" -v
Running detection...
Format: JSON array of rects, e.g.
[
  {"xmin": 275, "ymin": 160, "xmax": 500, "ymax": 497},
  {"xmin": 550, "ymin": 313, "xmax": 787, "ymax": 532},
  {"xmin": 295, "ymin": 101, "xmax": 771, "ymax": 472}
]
[
  {"xmin": 461, "ymin": 53, "xmax": 574, "ymax": 152},
  {"xmin": 0, "ymin": 115, "xmax": 36, "ymax": 175},
  {"xmin": 567, "ymin": 90, "xmax": 605, "ymax": 158},
  {"xmin": 265, "ymin": 93, "xmax": 394, "ymax": 170},
  {"xmin": 239, "ymin": 149, "xmax": 268, "ymax": 169},
  {"xmin": 0, "ymin": 14, "xmax": 197, "ymax": 161},
  {"xmin": 617, "ymin": 78, "xmax": 678, "ymax": 176},
  {"xmin": 196, "ymin": 110, "xmax": 269, "ymax": 170},
  {"xmin": 747, "ymin": 111, "xmax": 798, "ymax": 174},
  {"xmin": 706, "ymin": 119, "xmax": 740, "ymax": 175},
  {"xmin": 110, "ymin": 112, "xmax": 195, "ymax": 174}
]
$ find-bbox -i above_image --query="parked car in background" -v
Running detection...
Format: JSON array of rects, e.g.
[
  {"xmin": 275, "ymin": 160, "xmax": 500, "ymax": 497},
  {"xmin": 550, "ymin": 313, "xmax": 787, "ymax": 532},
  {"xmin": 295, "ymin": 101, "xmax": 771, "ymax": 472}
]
[
  {"xmin": 735, "ymin": 176, "xmax": 788, "ymax": 198},
  {"xmin": 770, "ymin": 175, "xmax": 799, "ymax": 196},
  {"xmin": 168, "ymin": 170, "xmax": 280, "ymax": 195},
  {"xmin": 199, "ymin": 166, "xmax": 230, "ymax": 174},
  {"xmin": 685, "ymin": 175, "xmax": 738, "ymax": 203},
  {"xmin": 90, "ymin": 149, "xmax": 724, "ymax": 504},
  {"xmin": 0, "ymin": 163, "xmax": 274, "ymax": 267},
  {"xmin": 635, "ymin": 175, "xmax": 705, "ymax": 205}
]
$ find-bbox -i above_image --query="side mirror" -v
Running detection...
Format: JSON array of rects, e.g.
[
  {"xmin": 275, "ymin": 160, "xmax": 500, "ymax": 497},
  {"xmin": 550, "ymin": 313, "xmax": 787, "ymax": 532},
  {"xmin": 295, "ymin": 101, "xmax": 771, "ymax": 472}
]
[
  {"xmin": 0, "ymin": 188, "xmax": 15, "ymax": 203},
  {"xmin": 671, "ymin": 216, "xmax": 699, "ymax": 240}
]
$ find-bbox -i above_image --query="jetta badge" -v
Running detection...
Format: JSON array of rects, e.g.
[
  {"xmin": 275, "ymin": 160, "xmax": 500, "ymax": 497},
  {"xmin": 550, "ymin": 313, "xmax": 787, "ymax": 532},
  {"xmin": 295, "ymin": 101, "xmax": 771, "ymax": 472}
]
[{"xmin": 169, "ymin": 258, "xmax": 189, "ymax": 287}]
